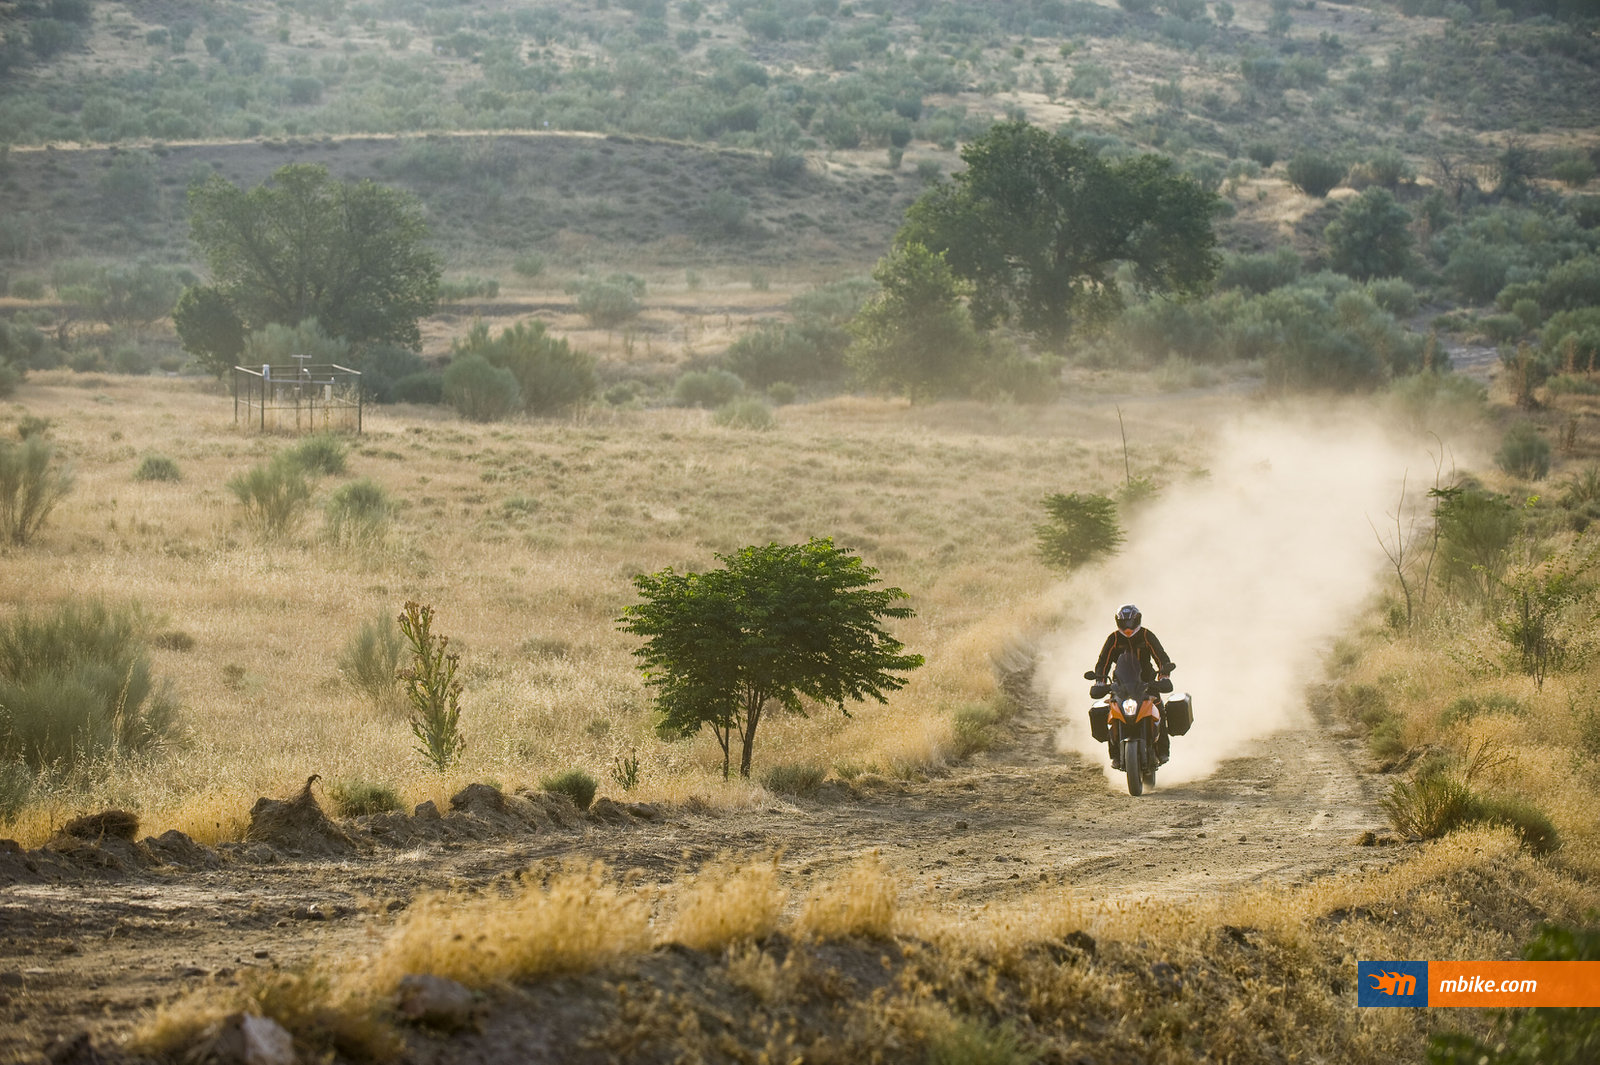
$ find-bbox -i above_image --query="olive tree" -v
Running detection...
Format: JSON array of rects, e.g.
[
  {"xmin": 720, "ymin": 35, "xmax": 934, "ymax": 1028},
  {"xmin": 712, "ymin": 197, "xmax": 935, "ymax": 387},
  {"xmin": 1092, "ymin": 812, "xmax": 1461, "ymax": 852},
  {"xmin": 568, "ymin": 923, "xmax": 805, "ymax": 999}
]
[{"xmin": 618, "ymin": 538, "xmax": 924, "ymax": 779}]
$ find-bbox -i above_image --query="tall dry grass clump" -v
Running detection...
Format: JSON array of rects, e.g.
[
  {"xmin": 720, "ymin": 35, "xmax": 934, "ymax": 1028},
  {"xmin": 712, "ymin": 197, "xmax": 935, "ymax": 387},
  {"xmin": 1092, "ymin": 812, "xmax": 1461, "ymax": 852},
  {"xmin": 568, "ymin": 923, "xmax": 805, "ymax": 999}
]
[
  {"xmin": 357, "ymin": 863, "xmax": 651, "ymax": 995},
  {"xmin": 0, "ymin": 435, "xmax": 72, "ymax": 545},
  {"xmin": 795, "ymin": 853, "xmax": 898, "ymax": 941},
  {"xmin": 668, "ymin": 858, "xmax": 787, "ymax": 952}
]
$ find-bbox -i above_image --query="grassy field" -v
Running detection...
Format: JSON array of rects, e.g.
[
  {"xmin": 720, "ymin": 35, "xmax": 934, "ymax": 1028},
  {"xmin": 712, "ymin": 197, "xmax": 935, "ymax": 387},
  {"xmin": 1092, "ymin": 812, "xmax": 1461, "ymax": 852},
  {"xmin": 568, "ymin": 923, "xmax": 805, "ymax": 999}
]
[{"xmin": 0, "ymin": 368, "xmax": 1240, "ymax": 845}]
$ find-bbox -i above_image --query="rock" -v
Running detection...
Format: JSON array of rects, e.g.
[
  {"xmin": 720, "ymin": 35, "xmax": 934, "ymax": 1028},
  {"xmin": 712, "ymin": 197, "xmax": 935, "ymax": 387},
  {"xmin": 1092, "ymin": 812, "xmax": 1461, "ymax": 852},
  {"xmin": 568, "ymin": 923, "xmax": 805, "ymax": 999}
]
[
  {"xmin": 396, "ymin": 973, "xmax": 478, "ymax": 1031},
  {"xmin": 0, "ymin": 971, "xmax": 22, "ymax": 988},
  {"xmin": 413, "ymin": 800, "xmax": 441, "ymax": 821},
  {"xmin": 201, "ymin": 1012, "xmax": 297, "ymax": 1065},
  {"xmin": 623, "ymin": 802, "xmax": 663, "ymax": 821},
  {"xmin": 247, "ymin": 777, "xmax": 356, "ymax": 859},
  {"xmin": 587, "ymin": 798, "xmax": 634, "ymax": 825}
]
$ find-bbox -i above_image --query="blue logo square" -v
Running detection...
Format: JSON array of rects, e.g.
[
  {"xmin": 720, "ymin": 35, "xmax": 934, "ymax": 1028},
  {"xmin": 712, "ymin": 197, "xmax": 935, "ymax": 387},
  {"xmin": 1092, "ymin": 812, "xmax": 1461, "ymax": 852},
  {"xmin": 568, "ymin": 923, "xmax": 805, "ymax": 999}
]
[{"xmin": 1358, "ymin": 961, "xmax": 1429, "ymax": 1006}]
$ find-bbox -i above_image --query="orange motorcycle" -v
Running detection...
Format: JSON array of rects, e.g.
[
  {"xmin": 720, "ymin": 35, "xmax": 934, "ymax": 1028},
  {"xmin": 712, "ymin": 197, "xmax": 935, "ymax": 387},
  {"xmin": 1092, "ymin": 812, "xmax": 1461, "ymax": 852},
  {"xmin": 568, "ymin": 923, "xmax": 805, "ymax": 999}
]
[{"xmin": 1084, "ymin": 652, "xmax": 1188, "ymax": 796}]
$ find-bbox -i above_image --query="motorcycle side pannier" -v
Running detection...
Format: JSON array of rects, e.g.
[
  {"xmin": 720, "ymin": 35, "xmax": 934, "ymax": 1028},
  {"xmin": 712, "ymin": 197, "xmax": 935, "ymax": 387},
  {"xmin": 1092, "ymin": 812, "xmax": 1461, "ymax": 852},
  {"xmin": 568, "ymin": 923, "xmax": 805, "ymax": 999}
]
[
  {"xmin": 1165, "ymin": 693, "xmax": 1194, "ymax": 736},
  {"xmin": 1087, "ymin": 705, "xmax": 1109, "ymax": 743}
]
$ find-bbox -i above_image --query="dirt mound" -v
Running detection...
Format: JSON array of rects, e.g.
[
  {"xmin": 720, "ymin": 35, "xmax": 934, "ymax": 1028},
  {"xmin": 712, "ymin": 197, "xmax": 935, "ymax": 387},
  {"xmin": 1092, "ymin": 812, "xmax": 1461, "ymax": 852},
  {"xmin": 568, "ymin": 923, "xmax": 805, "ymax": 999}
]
[
  {"xmin": 246, "ymin": 776, "xmax": 359, "ymax": 859},
  {"xmin": 62, "ymin": 810, "xmax": 140, "ymax": 841},
  {"xmin": 141, "ymin": 829, "xmax": 224, "ymax": 869},
  {"xmin": 42, "ymin": 832, "xmax": 156, "ymax": 874}
]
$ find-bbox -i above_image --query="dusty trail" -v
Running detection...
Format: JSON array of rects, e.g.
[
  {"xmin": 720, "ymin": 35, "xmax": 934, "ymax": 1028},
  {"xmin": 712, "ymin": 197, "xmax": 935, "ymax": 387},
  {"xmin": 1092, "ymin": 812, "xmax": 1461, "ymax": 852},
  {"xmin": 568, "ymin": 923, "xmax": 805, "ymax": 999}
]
[{"xmin": 0, "ymin": 688, "xmax": 1398, "ymax": 1062}]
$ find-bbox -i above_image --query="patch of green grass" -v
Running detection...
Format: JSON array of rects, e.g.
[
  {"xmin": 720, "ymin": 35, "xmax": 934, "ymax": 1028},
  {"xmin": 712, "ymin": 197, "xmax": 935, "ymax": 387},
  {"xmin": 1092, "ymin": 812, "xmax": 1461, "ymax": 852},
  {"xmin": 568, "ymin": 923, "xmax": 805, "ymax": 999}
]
[
  {"xmin": 541, "ymin": 768, "xmax": 598, "ymax": 811},
  {"xmin": 761, "ymin": 762, "xmax": 826, "ymax": 797}
]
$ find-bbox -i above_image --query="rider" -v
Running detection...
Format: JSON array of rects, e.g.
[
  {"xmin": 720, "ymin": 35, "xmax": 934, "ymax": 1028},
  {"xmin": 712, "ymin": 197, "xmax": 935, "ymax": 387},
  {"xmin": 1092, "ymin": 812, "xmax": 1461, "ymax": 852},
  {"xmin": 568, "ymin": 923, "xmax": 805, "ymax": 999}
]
[{"xmin": 1093, "ymin": 604, "xmax": 1175, "ymax": 768}]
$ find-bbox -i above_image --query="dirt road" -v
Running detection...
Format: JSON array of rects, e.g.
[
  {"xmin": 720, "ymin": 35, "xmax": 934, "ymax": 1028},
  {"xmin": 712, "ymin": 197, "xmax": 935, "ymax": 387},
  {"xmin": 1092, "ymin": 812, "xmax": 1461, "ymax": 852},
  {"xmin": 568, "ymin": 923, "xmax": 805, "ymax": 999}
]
[{"xmin": 0, "ymin": 695, "xmax": 1397, "ymax": 1062}]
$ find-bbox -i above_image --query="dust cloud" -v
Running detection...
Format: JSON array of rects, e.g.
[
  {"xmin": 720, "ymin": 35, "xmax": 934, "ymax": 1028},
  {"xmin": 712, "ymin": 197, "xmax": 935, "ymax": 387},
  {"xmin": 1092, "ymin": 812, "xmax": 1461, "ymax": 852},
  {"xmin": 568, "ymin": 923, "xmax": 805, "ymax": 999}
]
[{"xmin": 1037, "ymin": 412, "xmax": 1428, "ymax": 786}]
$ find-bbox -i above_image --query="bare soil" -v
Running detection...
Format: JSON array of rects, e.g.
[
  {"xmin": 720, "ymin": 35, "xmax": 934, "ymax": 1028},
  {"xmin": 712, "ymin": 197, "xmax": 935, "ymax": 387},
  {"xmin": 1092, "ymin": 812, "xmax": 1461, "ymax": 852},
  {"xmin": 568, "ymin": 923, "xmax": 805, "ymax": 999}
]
[{"xmin": 0, "ymin": 690, "xmax": 1401, "ymax": 1063}]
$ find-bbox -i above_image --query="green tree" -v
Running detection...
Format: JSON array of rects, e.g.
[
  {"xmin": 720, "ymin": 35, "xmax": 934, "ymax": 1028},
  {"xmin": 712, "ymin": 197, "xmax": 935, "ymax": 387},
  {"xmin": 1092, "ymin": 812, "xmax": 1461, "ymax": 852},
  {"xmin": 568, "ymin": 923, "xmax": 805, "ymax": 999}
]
[
  {"xmin": 899, "ymin": 121, "xmax": 1219, "ymax": 344},
  {"xmin": 172, "ymin": 285, "xmax": 246, "ymax": 377},
  {"xmin": 1285, "ymin": 151, "xmax": 1346, "ymax": 198},
  {"xmin": 184, "ymin": 164, "xmax": 441, "ymax": 357},
  {"xmin": 1325, "ymin": 188, "xmax": 1414, "ymax": 280},
  {"xmin": 1035, "ymin": 492, "xmax": 1124, "ymax": 569},
  {"xmin": 848, "ymin": 242, "xmax": 985, "ymax": 400},
  {"xmin": 618, "ymin": 538, "xmax": 924, "ymax": 779},
  {"xmin": 442, "ymin": 353, "xmax": 520, "ymax": 422}
]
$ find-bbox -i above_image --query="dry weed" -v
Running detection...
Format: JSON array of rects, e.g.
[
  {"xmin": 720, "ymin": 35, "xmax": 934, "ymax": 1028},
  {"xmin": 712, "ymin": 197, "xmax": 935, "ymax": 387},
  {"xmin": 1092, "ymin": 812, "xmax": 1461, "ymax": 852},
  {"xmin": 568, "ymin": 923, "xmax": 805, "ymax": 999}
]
[
  {"xmin": 796, "ymin": 852, "xmax": 898, "ymax": 941},
  {"xmin": 668, "ymin": 857, "xmax": 787, "ymax": 952}
]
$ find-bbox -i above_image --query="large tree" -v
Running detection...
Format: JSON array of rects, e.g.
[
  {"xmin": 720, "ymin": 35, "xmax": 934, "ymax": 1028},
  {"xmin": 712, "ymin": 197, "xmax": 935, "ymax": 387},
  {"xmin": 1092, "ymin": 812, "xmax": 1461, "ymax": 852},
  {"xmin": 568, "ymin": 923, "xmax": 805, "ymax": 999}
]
[
  {"xmin": 180, "ymin": 164, "xmax": 440, "ymax": 365},
  {"xmin": 847, "ymin": 241, "xmax": 986, "ymax": 400},
  {"xmin": 899, "ymin": 121, "xmax": 1220, "ymax": 344},
  {"xmin": 617, "ymin": 538, "xmax": 923, "ymax": 780}
]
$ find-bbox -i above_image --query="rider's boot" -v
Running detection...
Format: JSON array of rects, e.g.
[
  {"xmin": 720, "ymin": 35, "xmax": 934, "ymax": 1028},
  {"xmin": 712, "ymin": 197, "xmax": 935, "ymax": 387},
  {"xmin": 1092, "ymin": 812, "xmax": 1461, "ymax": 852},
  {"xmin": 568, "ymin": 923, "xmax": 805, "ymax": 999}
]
[
  {"xmin": 1156, "ymin": 722, "xmax": 1171, "ymax": 765},
  {"xmin": 1108, "ymin": 737, "xmax": 1122, "ymax": 771}
]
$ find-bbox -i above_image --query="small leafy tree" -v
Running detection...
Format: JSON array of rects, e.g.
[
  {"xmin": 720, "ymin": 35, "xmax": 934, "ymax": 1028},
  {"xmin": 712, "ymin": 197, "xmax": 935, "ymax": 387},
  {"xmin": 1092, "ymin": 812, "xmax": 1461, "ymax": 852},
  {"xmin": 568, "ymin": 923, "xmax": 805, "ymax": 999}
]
[
  {"xmin": 618, "ymin": 538, "xmax": 924, "ymax": 779},
  {"xmin": 1325, "ymin": 188, "xmax": 1413, "ymax": 280},
  {"xmin": 1495, "ymin": 542, "xmax": 1595, "ymax": 690},
  {"xmin": 397, "ymin": 601, "xmax": 465, "ymax": 771},
  {"xmin": 442, "ymin": 353, "xmax": 520, "ymax": 422},
  {"xmin": 1435, "ymin": 486, "xmax": 1521, "ymax": 605},
  {"xmin": 848, "ymin": 241, "xmax": 985, "ymax": 400},
  {"xmin": 1035, "ymin": 492, "xmax": 1124, "ymax": 570}
]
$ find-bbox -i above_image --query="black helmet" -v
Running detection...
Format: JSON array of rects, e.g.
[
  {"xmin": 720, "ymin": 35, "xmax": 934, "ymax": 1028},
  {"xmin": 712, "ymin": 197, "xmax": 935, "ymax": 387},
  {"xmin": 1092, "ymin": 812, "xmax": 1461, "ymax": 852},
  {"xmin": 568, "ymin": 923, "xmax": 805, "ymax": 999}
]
[{"xmin": 1116, "ymin": 604, "xmax": 1141, "ymax": 631}]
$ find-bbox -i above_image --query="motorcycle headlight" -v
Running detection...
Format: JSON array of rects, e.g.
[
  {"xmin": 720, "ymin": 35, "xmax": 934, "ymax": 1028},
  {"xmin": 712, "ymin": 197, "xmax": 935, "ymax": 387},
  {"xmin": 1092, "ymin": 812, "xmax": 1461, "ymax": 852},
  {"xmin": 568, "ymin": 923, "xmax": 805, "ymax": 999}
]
[{"xmin": 1121, "ymin": 699, "xmax": 1138, "ymax": 714}]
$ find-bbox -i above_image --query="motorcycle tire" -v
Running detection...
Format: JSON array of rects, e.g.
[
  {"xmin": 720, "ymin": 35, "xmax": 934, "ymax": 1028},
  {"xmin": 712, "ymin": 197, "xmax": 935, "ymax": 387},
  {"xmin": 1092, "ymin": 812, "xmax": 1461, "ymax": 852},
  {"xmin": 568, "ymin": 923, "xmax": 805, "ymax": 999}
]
[{"xmin": 1125, "ymin": 738, "xmax": 1144, "ymax": 796}]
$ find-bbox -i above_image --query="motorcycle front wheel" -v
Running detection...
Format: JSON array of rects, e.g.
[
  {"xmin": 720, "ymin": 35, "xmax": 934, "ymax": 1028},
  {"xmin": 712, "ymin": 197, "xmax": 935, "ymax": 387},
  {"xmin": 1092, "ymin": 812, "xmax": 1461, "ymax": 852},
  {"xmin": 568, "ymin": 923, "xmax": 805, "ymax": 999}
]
[{"xmin": 1124, "ymin": 738, "xmax": 1144, "ymax": 796}]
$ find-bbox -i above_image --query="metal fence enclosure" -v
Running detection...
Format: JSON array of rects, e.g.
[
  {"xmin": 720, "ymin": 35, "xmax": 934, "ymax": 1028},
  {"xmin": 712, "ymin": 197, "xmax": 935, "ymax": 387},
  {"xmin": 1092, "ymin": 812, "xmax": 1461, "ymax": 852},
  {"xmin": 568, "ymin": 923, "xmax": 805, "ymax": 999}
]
[{"xmin": 234, "ymin": 363, "xmax": 363, "ymax": 435}]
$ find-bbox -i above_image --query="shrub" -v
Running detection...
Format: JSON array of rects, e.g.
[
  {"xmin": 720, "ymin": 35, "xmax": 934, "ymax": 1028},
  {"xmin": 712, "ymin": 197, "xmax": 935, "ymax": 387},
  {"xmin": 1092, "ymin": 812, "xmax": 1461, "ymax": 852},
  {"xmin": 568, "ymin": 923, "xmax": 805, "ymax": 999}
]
[
  {"xmin": 227, "ymin": 461, "xmax": 311, "ymax": 539},
  {"xmin": 1477, "ymin": 794, "xmax": 1560, "ymax": 856},
  {"xmin": 392, "ymin": 373, "xmax": 444, "ymax": 405},
  {"xmin": 325, "ymin": 478, "xmax": 393, "ymax": 547},
  {"xmin": 451, "ymin": 321, "xmax": 596, "ymax": 415},
  {"xmin": 1496, "ymin": 421, "xmax": 1550, "ymax": 480},
  {"xmin": 1366, "ymin": 278, "xmax": 1418, "ymax": 317},
  {"xmin": 280, "ymin": 433, "xmax": 347, "ymax": 477},
  {"xmin": 674, "ymin": 369, "xmax": 744, "ymax": 408},
  {"xmin": 1246, "ymin": 141, "xmax": 1278, "ymax": 169},
  {"xmin": 949, "ymin": 702, "xmax": 999, "ymax": 759},
  {"xmin": 134, "ymin": 454, "xmax": 181, "ymax": 483},
  {"xmin": 541, "ymin": 768, "xmax": 597, "ymax": 811},
  {"xmin": 327, "ymin": 779, "xmax": 403, "ymax": 817},
  {"xmin": 1285, "ymin": 151, "xmax": 1345, "ymax": 197},
  {"xmin": 712, "ymin": 398, "xmax": 775, "ymax": 430},
  {"xmin": 443, "ymin": 354, "xmax": 521, "ymax": 422},
  {"xmin": 767, "ymin": 382, "xmax": 798, "ymax": 405},
  {"xmin": 1439, "ymin": 693, "xmax": 1523, "ymax": 726},
  {"xmin": 1035, "ymin": 492, "xmax": 1122, "ymax": 570},
  {"xmin": 436, "ymin": 276, "xmax": 499, "ymax": 301},
  {"xmin": 1216, "ymin": 247, "xmax": 1300, "ymax": 295},
  {"xmin": 572, "ymin": 277, "xmax": 644, "ymax": 327},
  {"xmin": 0, "ymin": 437, "xmax": 74, "ymax": 546},
  {"xmin": 1325, "ymin": 188, "xmax": 1413, "ymax": 279},
  {"xmin": 1381, "ymin": 773, "xmax": 1482, "ymax": 840},
  {"xmin": 398, "ymin": 601, "xmax": 465, "ymax": 771},
  {"xmin": 609, "ymin": 750, "xmax": 640, "ymax": 790},
  {"xmin": 338, "ymin": 613, "xmax": 405, "ymax": 711},
  {"xmin": 511, "ymin": 252, "xmax": 546, "ymax": 279},
  {"xmin": 761, "ymin": 762, "xmax": 826, "ymax": 796},
  {"xmin": 0, "ymin": 600, "xmax": 178, "ymax": 773}
]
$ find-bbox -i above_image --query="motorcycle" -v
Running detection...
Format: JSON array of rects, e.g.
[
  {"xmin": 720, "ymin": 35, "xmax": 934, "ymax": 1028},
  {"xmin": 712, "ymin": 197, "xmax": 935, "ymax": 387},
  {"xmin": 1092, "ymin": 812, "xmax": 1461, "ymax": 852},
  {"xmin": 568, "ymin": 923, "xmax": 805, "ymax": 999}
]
[{"xmin": 1083, "ymin": 653, "xmax": 1187, "ymax": 796}]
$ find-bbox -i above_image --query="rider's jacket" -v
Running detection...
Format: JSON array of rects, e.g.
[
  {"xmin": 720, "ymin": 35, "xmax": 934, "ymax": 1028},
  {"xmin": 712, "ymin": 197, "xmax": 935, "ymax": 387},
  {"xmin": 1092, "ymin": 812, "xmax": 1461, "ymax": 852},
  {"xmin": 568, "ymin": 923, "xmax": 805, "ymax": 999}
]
[{"xmin": 1094, "ymin": 626, "xmax": 1174, "ymax": 683}]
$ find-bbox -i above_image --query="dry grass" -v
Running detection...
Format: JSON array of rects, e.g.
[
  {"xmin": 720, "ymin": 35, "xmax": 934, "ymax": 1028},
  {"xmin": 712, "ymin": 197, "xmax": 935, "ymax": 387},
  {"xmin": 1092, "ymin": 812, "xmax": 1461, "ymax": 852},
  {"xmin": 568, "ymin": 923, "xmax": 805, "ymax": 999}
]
[
  {"xmin": 0, "ymin": 372, "xmax": 1225, "ymax": 844},
  {"xmin": 796, "ymin": 852, "xmax": 899, "ymax": 942},
  {"xmin": 667, "ymin": 856, "xmax": 787, "ymax": 952},
  {"xmin": 357, "ymin": 862, "xmax": 652, "ymax": 996}
]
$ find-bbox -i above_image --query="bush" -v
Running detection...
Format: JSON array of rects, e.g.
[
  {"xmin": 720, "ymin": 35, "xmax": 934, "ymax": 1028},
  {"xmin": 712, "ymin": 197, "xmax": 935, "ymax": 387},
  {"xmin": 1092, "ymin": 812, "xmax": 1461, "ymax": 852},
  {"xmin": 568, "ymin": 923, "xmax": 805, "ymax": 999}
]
[
  {"xmin": 1286, "ymin": 151, "xmax": 1345, "ymax": 197},
  {"xmin": 949, "ymin": 702, "xmax": 999, "ymax": 759},
  {"xmin": 134, "ymin": 454, "xmax": 181, "ymax": 483},
  {"xmin": 1477, "ymin": 794, "xmax": 1560, "ymax": 856},
  {"xmin": 436, "ymin": 276, "xmax": 499, "ymax": 301},
  {"xmin": 674, "ymin": 368, "xmax": 744, "ymax": 408},
  {"xmin": 338, "ymin": 613, "xmax": 405, "ymax": 711},
  {"xmin": 398, "ymin": 601, "xmax": 465, "ymax": 772},
  {"xmin": 326, "ymin": 779, "xmax": 403, "ymax": 817},
  {"xmin": 1035, "ymin": 493, "xmax": 1123, "ymax": 570},
  {"xmin": 572, "ymin": 277, "xmax": 643, "ymax": 328},
  {"xmin": 451, "ymin": 321, "xmax": 596, "ymax": 415},
  {"xmin": 0, "ymin": 600, "xmax": 178, "ymax": 773},
  {"xmin": 353, "ymin": 344, "xmax": 428, "ymax": 405},
  {"xmin": 541, "ymin": 767, "xmax": 597, "ymax": 810},
  {"xmin": 1496, "ymin": 421, "xmax": 1550, "ymax": 480},
  {"xmin": 512, "ymin": 252, "xmax": 546, "ymax": 279},
  {"xmin": 1216, "ymin": 247, "xmax": 1300, "ymax": 295},
  {"xmin": 1439, "ymin": 692, "xmax": 1523, "ymax": 726},
  {"xmin": 1366, "ymin": 278, "xmax": 1418, "ymax": 317},
  {"xmin": 325, "ymin": 478, "xmax": 393, "ymax": 546},
  {"xmin": 1246, "ymin": 141, "xmax": 1278, "ymax": 169},
  {"xmin": 712, "ymin": 398, "xmax": 775, "ymax": 430},
  {"xmin": 280, "ymin": 433, "xmax": 347, "ymax": 477},
  {"xmin": 1325, "ymin": 188, "xmax": 1413, "ymax": 279},
  {"xmin": 392, "ymin": 372, "xmax": 444, "ymax": 405},
  {"xmin": 443, "ymin": 353, "xmax": 521, "ymax": 422},
  {"xmin": 1381, "ymin": 773, "xmax": 1482, "ymax": 840},
  {"xmin": 761, "ymin": 762, "xmax": 826, "ymax": 796},
  {"xmin": 0, "ymin": 437, "xmax": 74, "ymax": 546},
  {"xmin": 227, "ymin": 461, "xmax": 312, "ymax": 539}
]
